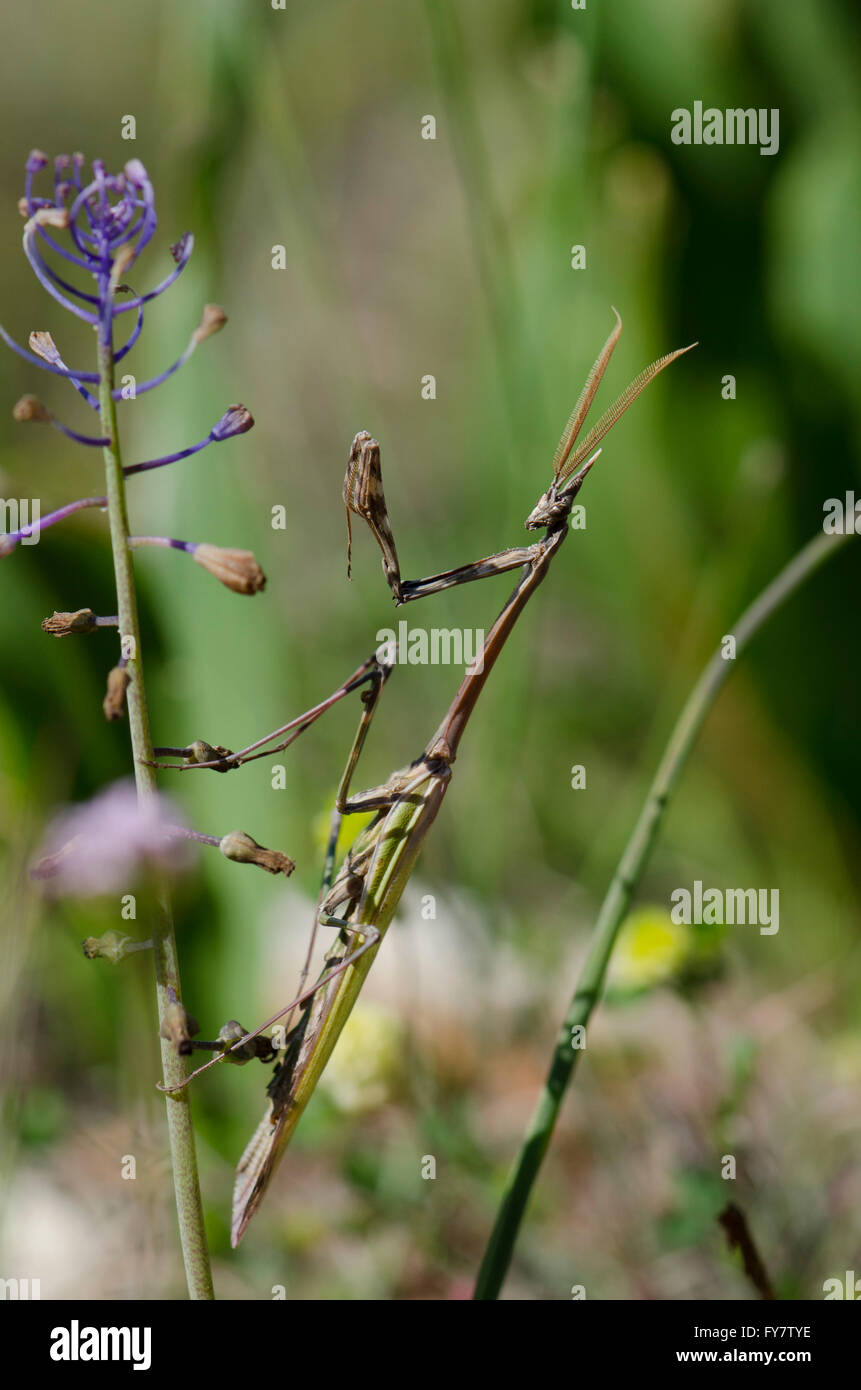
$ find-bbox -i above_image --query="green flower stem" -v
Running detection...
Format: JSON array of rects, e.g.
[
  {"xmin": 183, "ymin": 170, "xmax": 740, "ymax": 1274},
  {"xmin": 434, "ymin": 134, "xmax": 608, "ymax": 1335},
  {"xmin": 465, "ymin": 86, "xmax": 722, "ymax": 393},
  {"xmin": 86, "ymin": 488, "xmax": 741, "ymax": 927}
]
[
  {"xmin": 474, "ymin": 529, "xmax": 853, "ymax": 1300},
  {"xmin": 98, "ymin": 342, "xmax": 214, "ymax": 1301}
]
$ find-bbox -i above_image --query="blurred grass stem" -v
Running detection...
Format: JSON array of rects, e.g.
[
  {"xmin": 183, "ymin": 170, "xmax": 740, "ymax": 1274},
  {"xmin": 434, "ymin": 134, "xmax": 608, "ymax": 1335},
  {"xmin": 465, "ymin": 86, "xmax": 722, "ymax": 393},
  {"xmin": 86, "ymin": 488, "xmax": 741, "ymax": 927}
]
[{"xmin": 474, "ymin": 528, "xmax": 853, "ymax": 1299}]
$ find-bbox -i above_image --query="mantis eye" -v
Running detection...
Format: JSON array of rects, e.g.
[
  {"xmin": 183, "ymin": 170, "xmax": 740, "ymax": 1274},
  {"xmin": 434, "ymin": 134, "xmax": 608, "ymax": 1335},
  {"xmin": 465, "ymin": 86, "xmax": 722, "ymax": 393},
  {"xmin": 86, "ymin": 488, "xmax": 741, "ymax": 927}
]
[{"xmin": 525, "ymin": 490, "xmax": 565, "ymax": 530}]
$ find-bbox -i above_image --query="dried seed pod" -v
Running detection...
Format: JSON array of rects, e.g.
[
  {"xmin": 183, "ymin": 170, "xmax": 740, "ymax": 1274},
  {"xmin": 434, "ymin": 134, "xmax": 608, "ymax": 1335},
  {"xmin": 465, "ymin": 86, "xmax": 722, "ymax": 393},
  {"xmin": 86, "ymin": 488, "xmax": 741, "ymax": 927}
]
[
  {"xmin": 82, "ymin": 930, "xmax": 147, "ymax": 964},
  {"xmin": 103, "ymin": 665, "xmax": 131, "ymax": 721},
  {"xmin": 192, "ymin": 544, "xmax": 266, "ymax": 595},
  {"xmin": 42, "ymin": 608, "xmax": 98, "ymax": 636},
  {"xmin": 192, "ymin": 304, "xmax": 227, "ymax": 344},
  {"xmin": 108, "ymin": 241, "xmax": 137, "ymax": 294},
  {"xmin": 13, "ymin": 393, "xmax": 51, "ymax": 423},
  {"xmin": 28, "ymin": 330, "xmax": 60, "ymax": 363},
  {"xmin": 219, "ymin": 830, "xmax": 294, "ymax": 876},
  {"xmin": 31, "ymin": 205, "xmax": 70, "ymax": 231}
]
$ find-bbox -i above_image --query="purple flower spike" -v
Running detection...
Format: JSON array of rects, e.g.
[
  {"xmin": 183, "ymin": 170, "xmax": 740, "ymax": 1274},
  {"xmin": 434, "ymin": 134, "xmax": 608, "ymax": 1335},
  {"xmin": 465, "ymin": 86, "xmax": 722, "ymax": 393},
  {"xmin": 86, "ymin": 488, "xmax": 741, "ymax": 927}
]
[
  {"xmin": 6, "ymin": 151, "xmax": 182, "ymax": 356},
  {"xmin": 6, "ymin": 152, "xmax": 265, "ymax": 1291},
  {"xmin": 2, "ymin": 149, "xmax": 257, "ymax": 581},
  {"xmin": 0, "ymin": 150, "xmax": 238, "ymax": 430}
]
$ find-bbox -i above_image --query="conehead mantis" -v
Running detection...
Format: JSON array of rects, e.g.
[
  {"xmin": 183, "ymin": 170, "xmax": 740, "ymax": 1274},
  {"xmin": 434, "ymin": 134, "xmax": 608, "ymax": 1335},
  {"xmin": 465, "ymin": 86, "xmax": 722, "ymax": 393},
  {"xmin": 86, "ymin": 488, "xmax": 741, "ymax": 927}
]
[{"xmin": 150, "ymin": 312, "xmax": 696, "ymax": 1245}]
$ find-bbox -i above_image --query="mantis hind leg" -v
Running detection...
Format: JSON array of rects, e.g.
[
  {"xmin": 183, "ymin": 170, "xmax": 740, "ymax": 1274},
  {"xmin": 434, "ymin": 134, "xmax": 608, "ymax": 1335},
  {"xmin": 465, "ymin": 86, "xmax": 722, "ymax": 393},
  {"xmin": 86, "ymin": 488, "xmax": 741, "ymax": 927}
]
[{"xmin": 284, "ymin": 659, "xmax": 391, "ymax": 1036}]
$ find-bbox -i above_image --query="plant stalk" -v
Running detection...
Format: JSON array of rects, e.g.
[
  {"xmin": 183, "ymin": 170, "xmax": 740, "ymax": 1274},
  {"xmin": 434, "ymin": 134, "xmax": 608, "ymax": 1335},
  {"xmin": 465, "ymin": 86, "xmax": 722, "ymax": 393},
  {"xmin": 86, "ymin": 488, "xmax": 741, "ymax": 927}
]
[
  {"xmin": 98, "ymin": 340, "xmax": 214, "ymax": 1300},
  {"xmin": 473, "ymin": 528, "xmax": 853, "ymax": 1300}
]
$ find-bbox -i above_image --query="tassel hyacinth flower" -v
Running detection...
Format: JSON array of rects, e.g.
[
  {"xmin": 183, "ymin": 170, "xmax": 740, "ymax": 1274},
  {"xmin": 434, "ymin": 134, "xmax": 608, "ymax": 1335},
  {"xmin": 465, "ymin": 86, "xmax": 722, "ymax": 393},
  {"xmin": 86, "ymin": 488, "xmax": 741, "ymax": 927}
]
[{"xmin": 0, "ymin": 151, "xmax": 284, "ymax": 1300}]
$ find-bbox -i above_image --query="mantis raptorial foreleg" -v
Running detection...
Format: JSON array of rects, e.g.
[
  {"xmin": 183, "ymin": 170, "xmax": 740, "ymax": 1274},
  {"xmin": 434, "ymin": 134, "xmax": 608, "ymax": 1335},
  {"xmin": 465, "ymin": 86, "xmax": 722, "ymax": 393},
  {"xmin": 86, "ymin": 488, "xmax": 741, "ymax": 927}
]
[
  {"xmin": 343, "ymin": 428, "xmax": 542, "ymax": 605},
  {"xmin": 344, "ymin": 430, "xmax": 402, "ymax": 601},
  {"xmin": 346, "ymin": 310, "xmax": 695, "ymax": 610},
  {"xmin": 398, "ymin": 543, "xmax": 541, "ymax": 602}
]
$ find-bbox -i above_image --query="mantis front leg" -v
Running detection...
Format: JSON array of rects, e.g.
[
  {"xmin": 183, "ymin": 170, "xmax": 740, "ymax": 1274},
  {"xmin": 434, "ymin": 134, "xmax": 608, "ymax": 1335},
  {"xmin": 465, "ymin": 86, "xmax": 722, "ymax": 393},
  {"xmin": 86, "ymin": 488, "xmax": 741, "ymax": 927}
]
[
  {"xmin": 342, "ymin": 430, "xmax": 545, "ymax": 604},
  {"xmin": 398, "ymin": 543, "xmax": 541, "ymax": 602}
]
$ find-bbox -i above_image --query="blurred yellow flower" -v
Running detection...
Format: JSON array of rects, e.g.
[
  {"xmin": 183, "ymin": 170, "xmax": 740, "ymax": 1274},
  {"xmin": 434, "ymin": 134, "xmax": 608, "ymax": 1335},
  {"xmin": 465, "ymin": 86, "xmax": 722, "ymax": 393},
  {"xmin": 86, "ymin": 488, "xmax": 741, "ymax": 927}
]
[
  {"xmin": 322, "ymin": 1004, "xmax": 404, "ymax": 1115},
  {"xmin": 610, "ymin": 907, "xmax": 690, "ymax": 992},
  {"xmin": 310, "ymin": 789, "xmax": 376, "ymax": 859}
]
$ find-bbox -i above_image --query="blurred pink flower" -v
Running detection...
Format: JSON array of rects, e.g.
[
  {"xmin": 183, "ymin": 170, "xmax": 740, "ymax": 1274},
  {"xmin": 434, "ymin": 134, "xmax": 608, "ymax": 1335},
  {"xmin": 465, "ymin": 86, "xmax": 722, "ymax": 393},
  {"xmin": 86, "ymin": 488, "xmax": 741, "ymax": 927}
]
[{"xmin": 33, "ymin": 780, "xmax": 192, "ymax": 897}]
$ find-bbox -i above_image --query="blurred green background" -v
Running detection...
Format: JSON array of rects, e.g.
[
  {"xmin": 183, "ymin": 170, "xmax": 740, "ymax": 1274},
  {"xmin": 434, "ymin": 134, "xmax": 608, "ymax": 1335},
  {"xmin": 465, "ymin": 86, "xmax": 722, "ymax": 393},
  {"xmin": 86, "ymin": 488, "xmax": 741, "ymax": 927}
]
[{"xmin": 1, "ymin": 0, "xmax": 860, "ymax": 1300}]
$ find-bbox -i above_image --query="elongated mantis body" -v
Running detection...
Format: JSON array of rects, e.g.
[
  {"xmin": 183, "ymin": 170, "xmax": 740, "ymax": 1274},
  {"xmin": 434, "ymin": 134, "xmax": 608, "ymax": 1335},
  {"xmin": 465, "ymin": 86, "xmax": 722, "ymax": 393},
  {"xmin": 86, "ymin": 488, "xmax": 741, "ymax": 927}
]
[
  {"xmin": 233, "ymin": 754, "xmax": 450, "ymax": 1242},
  {"xmin": 224, "ymin": 313, "xmax": 696, "ymax": 1244},
  {"xmin": 232, "ymin": 523, "xmax": 571, "ymax": 1243},
  {"xmin": 148, "ymin": 313, "xmax": 694, "ymax": 1242}
]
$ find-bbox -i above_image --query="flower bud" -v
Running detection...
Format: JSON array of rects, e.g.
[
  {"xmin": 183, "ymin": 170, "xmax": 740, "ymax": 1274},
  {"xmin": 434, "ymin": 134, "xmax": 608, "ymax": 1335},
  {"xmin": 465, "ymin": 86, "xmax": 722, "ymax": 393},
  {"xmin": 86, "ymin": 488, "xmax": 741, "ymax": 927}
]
[
  {"xmin": 26, "ymin": 150, "xmax": 49, "ymax": 173},
  {"xmin": 219, "ymin": 831, "xmax": 295, "ymax": 877},
  {"xmin": 124, "ymin": 158, "xmax": 148, "ymax": 185},
  {"xmin": 42, "ymin": 608, "xmax": 98, "ymax": 637},
  {"xmin": 192, "ymin": 304, "xmax": 227, "ymax": 345},
  {"xmin": 170, "ymin": 232, "xmax": 192, "ymax": 264},
  {"xmin": 210, "ymin": 404, "xmax": 254, "ymax": 441},
  {"xmin": 0, "ymin": 534, "xmax": 19, "ymax": 559},
  {"xmin": 103, "ymin": 665, "xmax": 131, "ymax": 721},
  {"xmin": 192, "ymin": 544, "xmax": 266, "ymax": 595},
  {"xmin": 13, "ymin": 394, "xmax": 51, "ymax": 423}
]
